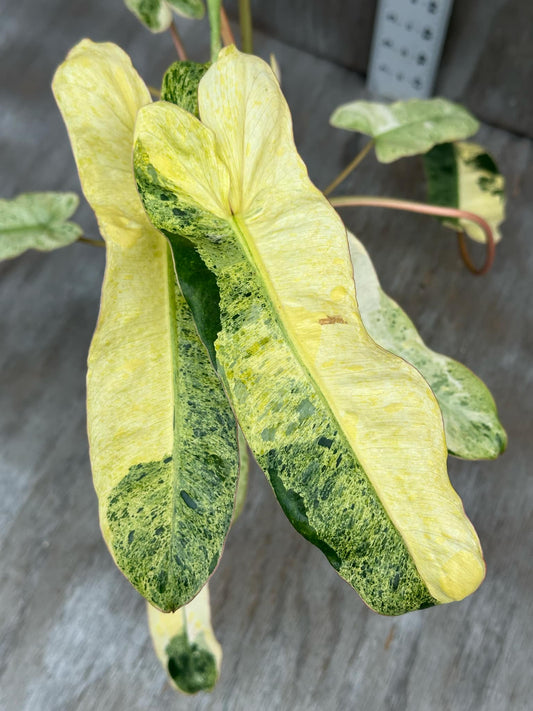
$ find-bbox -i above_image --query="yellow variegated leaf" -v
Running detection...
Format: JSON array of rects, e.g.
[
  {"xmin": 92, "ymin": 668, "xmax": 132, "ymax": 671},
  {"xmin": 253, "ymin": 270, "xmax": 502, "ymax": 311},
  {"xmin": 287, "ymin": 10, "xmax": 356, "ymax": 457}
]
[
  {"xmin": 53, "ymin": 40, "xmax": 239, "ymax": 611},
  {"xmin": 347, "ymin": 231, "xmax": 507, "ymax": 460},
  {"xmin": 425, "ymin": 142, "xmax": 505, "ymax": 243},
  {"xmin": 147, "ymin": 585, "xmax": 221, "ymax": 694},
  {"xmin": 135, "ymin": 46, "xmax": 485, "ymax": 614}
]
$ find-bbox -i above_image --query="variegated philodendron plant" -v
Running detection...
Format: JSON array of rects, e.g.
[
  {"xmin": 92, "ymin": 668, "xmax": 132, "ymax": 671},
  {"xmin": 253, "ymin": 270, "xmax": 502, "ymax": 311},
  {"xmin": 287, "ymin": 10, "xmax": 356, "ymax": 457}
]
[{"xmin": 2, "ymin": 3, "xmax": 507, "ymax": 696}]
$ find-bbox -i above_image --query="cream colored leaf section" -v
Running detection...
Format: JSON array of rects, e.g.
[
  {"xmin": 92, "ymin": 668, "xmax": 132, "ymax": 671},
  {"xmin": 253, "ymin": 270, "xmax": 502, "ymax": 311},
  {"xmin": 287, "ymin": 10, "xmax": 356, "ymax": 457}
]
[
  {"xmin": 137, "ymin": 47, "xmax": 484, "ymax": 604},
  {"xmin": 147, "ymin": 585, "xmax": 222, "ymax": 694},
  {"xmin": 53, "ymin": 40, "xmax": 152, "ymax": 249},
  {"xmin": 53, "ymin": 39, "xmax": 173, "ymax": 515}
]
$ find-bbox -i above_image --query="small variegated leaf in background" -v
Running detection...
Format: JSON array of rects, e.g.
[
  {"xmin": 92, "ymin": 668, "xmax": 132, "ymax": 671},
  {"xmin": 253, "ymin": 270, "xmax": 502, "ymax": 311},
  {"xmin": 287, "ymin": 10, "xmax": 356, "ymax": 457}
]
[
  {"xmin": 125, "ymin": 0, "xmax": 204, "ymax": 33},
  {"xmin": 53, "ymin": 40, "xmax": 239, "ymax": 612},
  {"xmin": 0, "ymin": 192, "xmax": 81, "ymax": 261},
  {"xmin": 135, "ymin": 46, "xmax": 485, "ymax": 615},
  {"xmin": 347, "ymin": 231, "xmax": 507, "ymax": 460},
  {"xmin": 147, "ymin": 585, "xmax": 221, "ymax": 695},
  {"xmin": 424, "ymin": 141, "xmax": 505, "ymax": 244},
  {"xmin": 167, "ymin": 0, "xmax": 205, "ymax": 20},
  {"xmin": 330, "ymin": 98, "xmax": 479, "ymax": 163}
]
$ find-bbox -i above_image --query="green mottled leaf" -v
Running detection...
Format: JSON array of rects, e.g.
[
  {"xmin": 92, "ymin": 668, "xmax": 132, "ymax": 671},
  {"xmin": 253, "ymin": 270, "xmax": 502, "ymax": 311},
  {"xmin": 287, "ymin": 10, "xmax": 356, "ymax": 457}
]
[
  {"xmin": 147, "ymin": 585, "xmax": 221, "ymax": 695},
  {"xmin": 161, "ymin": 61, "xmax": 210, "ymax": 117},
  {"xmin": 330, "ymin": 98, "xmax": 479, "ymax": 163},
  {"xmin": 135, "ymin": 46, "xmax": 485, "ymax": 615},
  {"xmin": 124, "ymin": 0, "xmax": 204, "ymax": 33},
  {"xmin": 348, "ymin": 231, "xmax": 507, "ymax": 460},
  {"xmin": 53, "ymin": 40, "xmax": 239, "ymax": 611},
  {"xmin": 0, "ymin": 192, "xmax": 81, "ymax": 261},
  {"xmin": 424, "ymin": 141, "xmax": 505, "ymax": 243}
]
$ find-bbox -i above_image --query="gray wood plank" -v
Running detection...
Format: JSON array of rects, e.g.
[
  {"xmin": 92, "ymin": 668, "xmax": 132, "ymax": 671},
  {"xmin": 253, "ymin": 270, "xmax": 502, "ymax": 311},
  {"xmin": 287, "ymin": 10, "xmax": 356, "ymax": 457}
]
[
  {"xmin": 225, "ymin": 0, "xmax": 377, "ymax": 75},
  {"xmin": 226, "ymin": 0, "xmax": 533, "ymax": 138},
  {"xmin": 1, "ymin": 2, "xmax": 532, "ymax": 710}
]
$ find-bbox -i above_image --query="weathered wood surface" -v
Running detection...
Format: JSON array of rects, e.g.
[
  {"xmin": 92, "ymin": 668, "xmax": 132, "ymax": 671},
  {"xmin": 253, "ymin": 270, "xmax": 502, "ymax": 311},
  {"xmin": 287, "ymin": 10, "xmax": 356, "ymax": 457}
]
[
  {"xmin": 226, "ymin": 0, "xmax": 533, "ymax": 139},
  {"xmin": 1, "ymin": 2, "xmax": 532, "ymax": 710}
]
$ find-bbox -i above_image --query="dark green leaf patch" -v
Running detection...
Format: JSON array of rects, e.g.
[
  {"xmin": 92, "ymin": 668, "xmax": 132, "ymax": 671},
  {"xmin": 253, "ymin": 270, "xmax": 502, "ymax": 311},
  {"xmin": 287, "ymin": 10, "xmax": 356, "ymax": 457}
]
[{"xmin": 165, "ymin": 632, "xmax": 218, "ymax": 694}]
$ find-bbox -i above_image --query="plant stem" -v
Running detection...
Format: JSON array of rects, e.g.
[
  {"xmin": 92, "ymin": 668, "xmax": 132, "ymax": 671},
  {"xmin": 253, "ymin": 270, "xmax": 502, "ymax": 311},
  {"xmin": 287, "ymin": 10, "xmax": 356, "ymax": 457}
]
[
  {"xmin": 207, "ymin": 0, "xmax": 222, "ymax": 62},
  {"xmin": 148, "ymin": 85, "xmax": 161, "ymax": 98},
  {"xmin": 330, "ymin": 195, "xmax": 495, "ymax": 275},
  {"xmin": 238, "ymin": 0, "xmax": 253, "ymax": 53},
  {"xmin": 323, "ymin": 139, "xmax": 374, "ymax": 196},
  {"xmin": 169, "ymin": 21, "xmax": 187, "ymax": 61},
  {"xmin": 220, "ymin": 7, "xmax": 235, "ymax": 46},
  {"xmin": 78, "ymin": 236, "xmax": 105, "ymax": 248}
]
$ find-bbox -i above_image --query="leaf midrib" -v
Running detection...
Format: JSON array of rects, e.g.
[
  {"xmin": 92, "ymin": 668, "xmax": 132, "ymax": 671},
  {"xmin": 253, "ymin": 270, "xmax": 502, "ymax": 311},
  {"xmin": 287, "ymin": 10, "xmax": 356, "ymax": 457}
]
[{"xmin": 229, "ymin": 213, "xmax": 400, "ymax": 556}]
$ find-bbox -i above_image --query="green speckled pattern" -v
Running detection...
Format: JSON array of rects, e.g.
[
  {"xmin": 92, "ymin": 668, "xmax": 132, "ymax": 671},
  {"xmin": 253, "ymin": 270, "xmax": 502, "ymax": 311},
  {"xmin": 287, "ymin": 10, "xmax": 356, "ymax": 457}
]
[
  {"xmin": 107, "ymin": 256, "xmax": 239, "ymax": 611},
  {"xmin": 135, "ymin": 156, "xmax": 437, "ymax": 615},
  {"xmin": 348, "ymin": 232, "xmax": 507, "ymax": 460},
  {"xmin": 161, "ymin": 61, "xmax": 210, "ymax": 117}
]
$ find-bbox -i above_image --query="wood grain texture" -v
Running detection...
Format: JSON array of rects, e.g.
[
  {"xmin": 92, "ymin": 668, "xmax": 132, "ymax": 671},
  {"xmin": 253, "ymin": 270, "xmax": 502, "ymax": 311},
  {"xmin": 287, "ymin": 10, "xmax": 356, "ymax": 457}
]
[{"xmin": 1, "ymin": 1, "xmax": 532, "ymax": 709}]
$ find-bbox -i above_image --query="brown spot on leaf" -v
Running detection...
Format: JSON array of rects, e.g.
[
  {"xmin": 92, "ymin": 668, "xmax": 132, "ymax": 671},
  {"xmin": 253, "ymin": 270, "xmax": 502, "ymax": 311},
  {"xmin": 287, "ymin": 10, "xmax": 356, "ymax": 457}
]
[{"xmin": 319, "ymin": 315, "xmax": 347, "ymax": 325}]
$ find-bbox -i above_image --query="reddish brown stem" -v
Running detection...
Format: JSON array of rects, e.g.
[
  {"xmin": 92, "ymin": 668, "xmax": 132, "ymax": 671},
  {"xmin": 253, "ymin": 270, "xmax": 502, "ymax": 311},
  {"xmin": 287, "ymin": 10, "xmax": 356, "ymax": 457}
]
[
  {"xmin": 220, "ymin": 7, "xmax": 236, "ymax": 46},
  {"xmin": 330, "ymin": 195, "xmax": 495, "ymax": 275},
  {"xmin": 169, "ymin": 21, "xmax": 187, "ymax": 61}
]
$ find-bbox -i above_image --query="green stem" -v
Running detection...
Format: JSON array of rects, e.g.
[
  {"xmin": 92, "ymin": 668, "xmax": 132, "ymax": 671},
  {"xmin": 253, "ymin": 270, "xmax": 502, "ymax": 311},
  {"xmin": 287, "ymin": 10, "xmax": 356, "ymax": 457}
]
[
  {"xmin": 330, "ymin": 195, "xmax": 495, "ymax": 275},
  {"xmin": 207, "ymin": 0, "xmax": 222, "ymax": 62},
  {"xmin": 323, "ymin": 139, "xmax": 374, "ymax": 196},
  {"xmin": 238, "ymin": 0, "xmax": 253, "ymax": 53}
]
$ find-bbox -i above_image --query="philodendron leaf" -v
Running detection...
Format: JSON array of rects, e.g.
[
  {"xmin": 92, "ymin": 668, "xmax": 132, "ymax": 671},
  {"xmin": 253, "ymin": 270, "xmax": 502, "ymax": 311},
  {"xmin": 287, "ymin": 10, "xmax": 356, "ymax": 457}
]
[
  {"xmin": 125, "ymin": 0, "xmax": 204, "ymax": 33},
  {"xmin": 424, "ymin": 141, "xmax": 505, "ymax": 243},
  {"xmin": 161, "ymin": 60, "xmax": 210, "ymax": 117},
  {"xmin": 0, "ymin": 192, "xmax": 81, "ymax": 260},
  {"xmin": 53, "ymin": 40, "xmax": 240, "ymax": 612},
  {"xmin": 135, "ymin": 46, "xmax": 485, "ymax": 615},
  {"xmin": 147, "ymin": 585, "xmax": 221, "ymax": 695},
  {"xmin": 347, "ymin": 231, "xmax": 507, "ymax": 460},
  {"xmin": 330, "ymin": 98, "xmax": 479, "ymax": 163}
]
